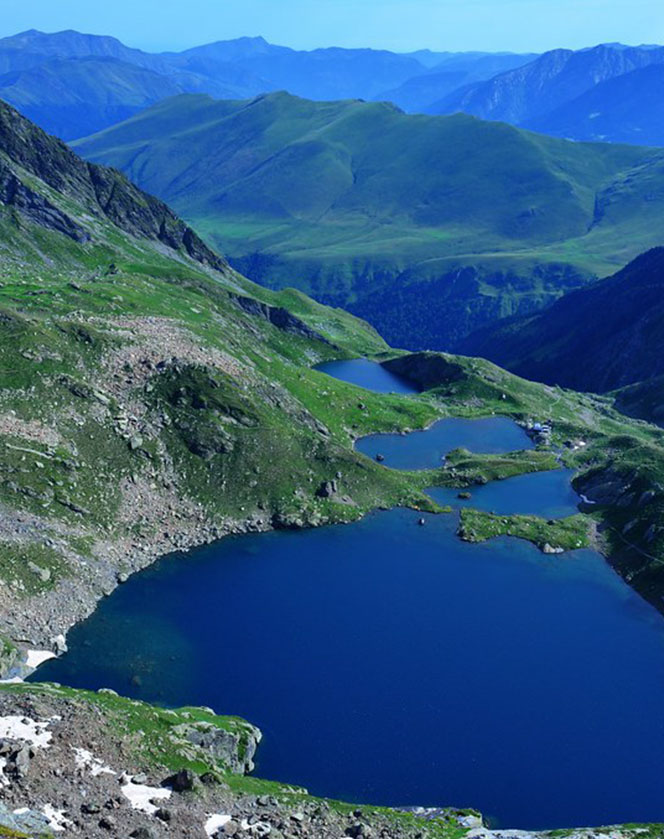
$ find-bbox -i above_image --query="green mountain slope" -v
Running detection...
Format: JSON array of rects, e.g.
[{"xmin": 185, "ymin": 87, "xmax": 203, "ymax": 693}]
[
  {"xmin": 73, "ymin": 91, "xmax": 664, "ymax": 349},
  {"xmin": 460, "ymin": 248, "xmax": 664, "ymax": 394}
]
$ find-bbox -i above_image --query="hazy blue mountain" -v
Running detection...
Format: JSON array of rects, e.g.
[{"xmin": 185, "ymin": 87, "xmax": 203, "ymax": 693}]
[
  {"xmin": 432, "ymin": 44, "xmax": 664, "ymax": 124},
  {"xmin": 0, "ymin": 29, "xmax": 453, "ymax": 136},
  {"xmin": 403, "ymin": 49, "xmax": 451, "ymax": 68},
  {"xmin": 526, "ymin": 64, "xmax": 664, "ymax": 145},
  {"xmin": 376, "ymin": 52, "xmax": 537, "ymax": 113},
  {"xmin": 0, "ymin": 57, "xmax": 186, "ymax": 140},
  {"xmin": 0, "ymin": 28, "xmax": 167, "ymax": 73},
  {"xmin": 188, "ymin": 43, "xmax": 426, "ymax": 100}
]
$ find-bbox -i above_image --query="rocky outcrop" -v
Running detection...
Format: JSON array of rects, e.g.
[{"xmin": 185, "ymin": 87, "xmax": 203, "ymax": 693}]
[
  {"xmin": 231, "ymin": 294, "xmax": 333, "ymax": 344},
  {"xmin": 173, "ymin": 719, "xmax": 262, "ymax": 774},
  {"xmin": 383, "ymin": 352, "xmax": 463, "ymax": 391},
  {"xmin": 0, "ymin": 97, "xmax": 228, "ymax": 269},
  {"xmin": 0, "ymin": 684, "xmax": 482, "ymax": 839},
  {"xmin": 0, "ymin": 159, "xmax": 90, "ymax": 241}
]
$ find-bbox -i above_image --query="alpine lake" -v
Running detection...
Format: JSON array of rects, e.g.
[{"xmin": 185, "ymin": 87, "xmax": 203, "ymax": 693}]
[{"xmin": 32, "ymin": 360, "xmax": 664, "ymax": 830}]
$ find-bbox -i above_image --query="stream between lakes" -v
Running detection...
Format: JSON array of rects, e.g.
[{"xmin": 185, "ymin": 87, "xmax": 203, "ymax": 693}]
[{"xmin": 32, "ymin": 360, "xmax": 664, "ymax": 830}]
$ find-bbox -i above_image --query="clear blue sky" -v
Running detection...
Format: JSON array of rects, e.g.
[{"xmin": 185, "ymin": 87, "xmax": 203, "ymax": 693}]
[{"xmin": 2, "ymin": 0, "xmax": 663, "ymax": 53}]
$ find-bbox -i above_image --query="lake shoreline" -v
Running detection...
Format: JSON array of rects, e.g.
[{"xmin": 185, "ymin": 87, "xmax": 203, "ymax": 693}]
[{"xmin": 16, "ymin": 459, "xmax": 603, "ymax": 679}]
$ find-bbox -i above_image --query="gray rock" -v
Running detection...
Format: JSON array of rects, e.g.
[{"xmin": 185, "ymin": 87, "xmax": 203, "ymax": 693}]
[
  {"xmin": 317, "ymin": 480, "xmax": 338, "ymax": 499},
  {"xmin": 130, "ymin": 829, "xmax": 157, "ymax": 839},
  {"xmin": 163, "ymin": 767, "xmax": 197, "ymax": 792}
]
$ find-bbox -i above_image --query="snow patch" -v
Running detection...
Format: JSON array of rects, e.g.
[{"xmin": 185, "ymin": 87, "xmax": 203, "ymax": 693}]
[
  {"xmin": 25, "ymin": 650, "xmax": 56, "ymax": 669},
  {"xmin": 206, "ymin": 814, "xmax": 232, "ymax": 836},
  {"xmin": 72, "ymin": 747, "xmax": 116, "ymax": 777},
  {"xmin": 121, "ymin": 776, "xmax": 171, "ymax": 815},
  {"xmin": 241, "ymin": 818, "xmax": 272, "ymax": 836},
  {"xmin": 0, "ymin": 715, "xmax": 58, "ymax": 748},
  {"xmin": 43, "ymin": 803, "xmax": 72, "ymax": 832}
]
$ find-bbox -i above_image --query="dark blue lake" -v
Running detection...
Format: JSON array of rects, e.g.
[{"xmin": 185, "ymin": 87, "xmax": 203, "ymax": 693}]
[
  {"xmin": 33, "ymin": 508, "xmax": 664, "ymax": 830},
  {"xmin": 356, "ymin": 417, "xmax": 533, "ymax": 470},
  {"xmin": 31, "ymin": 365, "xmax": 664, "ymax": 830},
  {"xmin": 428, "ymin": 469, "xmax": 581, "ymax": 518},
  {"xmin": 314, "ymin": 359, "xmax": 419, "ymax": 394}
]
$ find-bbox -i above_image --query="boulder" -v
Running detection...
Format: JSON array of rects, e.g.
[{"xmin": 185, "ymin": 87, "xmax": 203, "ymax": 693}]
[{"xmin": 317, "ymin": 480, "xmax": 338, "ymax": 499}]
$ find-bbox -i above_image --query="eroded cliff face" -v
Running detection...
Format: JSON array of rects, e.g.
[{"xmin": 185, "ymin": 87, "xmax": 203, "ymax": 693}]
[
  {"xmin": 382, "ymin": 352, "xmax": 466, "ymax": 390},
  {"xmin": 0, "ymin": 98, "xmax": 228, "ymax": 269}
]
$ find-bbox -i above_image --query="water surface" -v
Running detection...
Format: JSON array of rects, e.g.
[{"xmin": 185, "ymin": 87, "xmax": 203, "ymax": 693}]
[
  {"xmin": 356, "ymin": 416, "xmax": 533, "ymax": 470},
  {"xmin": 314, "ymin": 359, "xmax": 419, "ymax": 394},
  {"xmin": 428, "ymin": 469, "xmax": 581, "ymax": 519},
  {"xmin": 34, "ymin": 509, "xmax": 664, "ymax": 830}
]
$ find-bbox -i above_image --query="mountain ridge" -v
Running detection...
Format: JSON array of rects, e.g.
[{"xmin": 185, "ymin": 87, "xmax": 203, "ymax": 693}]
[{"xmin": 73, "ymin": 89, "xmax": 664, "ymax": 349}]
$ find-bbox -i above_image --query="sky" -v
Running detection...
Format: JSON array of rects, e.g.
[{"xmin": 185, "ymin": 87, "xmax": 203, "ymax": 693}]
[{"xmin": 1, "ymin": 0, "xmax": 663, "ymax": 54}]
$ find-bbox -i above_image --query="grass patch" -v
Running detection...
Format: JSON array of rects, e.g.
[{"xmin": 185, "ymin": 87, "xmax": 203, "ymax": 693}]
[{"xmin": 459, "ymin": 509, "xmax": 591, "ymax": 552}]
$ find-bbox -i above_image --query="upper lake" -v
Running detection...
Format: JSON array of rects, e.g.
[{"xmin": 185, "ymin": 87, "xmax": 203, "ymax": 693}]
[{"xmin": 313, "ymin": 358, "xmax": 419, "ymax": 394}]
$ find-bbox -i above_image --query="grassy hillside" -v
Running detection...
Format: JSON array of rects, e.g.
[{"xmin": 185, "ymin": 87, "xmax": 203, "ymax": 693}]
[{"xmin": 74, "ymin": 91, "xmax": 664, "ymax": 349}]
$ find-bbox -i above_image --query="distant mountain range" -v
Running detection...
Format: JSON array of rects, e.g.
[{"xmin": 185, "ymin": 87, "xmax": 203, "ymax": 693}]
[
  {"xmin": 432, "ymin": 44, "xmax": 664, "ymax": 145},
  {"xmin": 1, "ymin": 30, "xmax": 663, "ymax": 146},
  {"xmin": 0, "ymin": 29, "xmax": 534, "ymax": 139},
  {"xmin": 461, "ymin": 248, "xmax": 664, "ymax": 395},
  {"xmin": 73, "ymin": 91, "xmax": 664, "ymax": 349},
  {"xmin": 526, "ymin": 64, "xmax": 664, "ymax": 145}
]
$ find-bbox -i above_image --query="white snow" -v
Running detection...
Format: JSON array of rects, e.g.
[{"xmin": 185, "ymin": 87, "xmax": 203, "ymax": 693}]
[
  {"xmin": 121, "ymin": 776, "xmax": 171, "ymax": 815},
  {"xmin": 25, "ymin": 650, "xmax": 56, "ymax": 669},
  {"xmin": 241, "ymin": 818, "xmax": 272, "ymax": 836},
  {"xmin": 42, "ymin": 804, "xmax": 72, "ymax": 832},
  {"xmin": 0, "ymin": 715, "xmax": 58, "ymax": 748},
  {"xmin": 72, "ymin": 747, "xmax": 116, "ymax": 777},
  {"xmin": 205, "ymin": 814, "xmax": 232, "ymax": 836}
]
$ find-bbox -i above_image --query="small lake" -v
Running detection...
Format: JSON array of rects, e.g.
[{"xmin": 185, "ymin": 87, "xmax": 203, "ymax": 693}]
[
  {"xmin": 355, "ymin": 417, "xmax": 533, "ymax": 470},
  {"xmin": 33, "ymin": 509, "xmax": 664, "ymax": 830},
  {"xmin": 314, "ymin": 359, "xmax": 419, "ymax": 394},
  {"xmin": 428, "ymin": 468, "xmax": 581, "ymax": 519}
]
